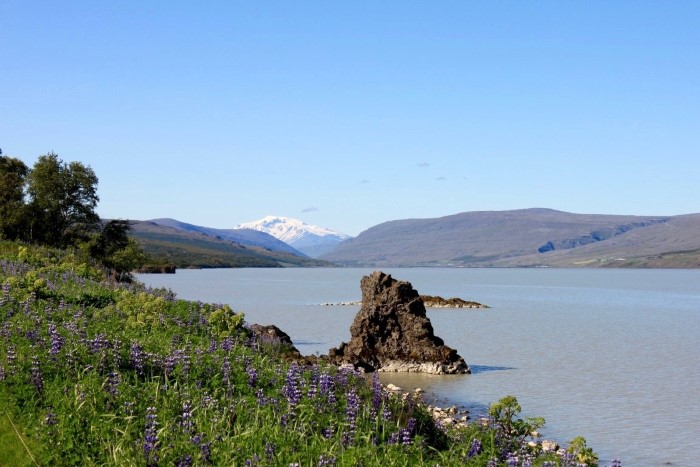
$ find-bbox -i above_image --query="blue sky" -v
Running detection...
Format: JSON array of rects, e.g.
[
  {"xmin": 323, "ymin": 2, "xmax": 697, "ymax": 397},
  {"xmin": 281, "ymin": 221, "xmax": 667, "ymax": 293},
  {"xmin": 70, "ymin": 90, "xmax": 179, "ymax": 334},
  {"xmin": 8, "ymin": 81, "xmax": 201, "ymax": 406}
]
[{"xmin": 2, "ymin": 1, "xmax": 698, "ymax": 236}]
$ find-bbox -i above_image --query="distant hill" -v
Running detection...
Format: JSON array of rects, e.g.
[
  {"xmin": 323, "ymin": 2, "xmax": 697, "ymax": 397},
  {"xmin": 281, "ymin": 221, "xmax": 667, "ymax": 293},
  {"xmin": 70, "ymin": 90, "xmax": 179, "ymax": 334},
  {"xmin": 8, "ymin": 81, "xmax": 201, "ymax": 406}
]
[
  {"xmin": 234, "ymin": 216, "xmax": 352, "ymax": 257},
  {"xmin": 148, "ymin": 218, "xmax": 304, "ymax": 256},
  {"xmin": 320, "ymin": 209, "xmax": 700, "ymax": 268},
  {"xmin": 129, "ymin": 220, "xmax": 330, "ymax": 269}
]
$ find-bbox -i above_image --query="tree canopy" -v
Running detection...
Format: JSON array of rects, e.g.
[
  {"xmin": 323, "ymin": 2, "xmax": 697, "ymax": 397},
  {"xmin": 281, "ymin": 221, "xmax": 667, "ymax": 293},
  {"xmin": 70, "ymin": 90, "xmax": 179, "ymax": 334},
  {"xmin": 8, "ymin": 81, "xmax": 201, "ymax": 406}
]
[
  {"xmin": 0, "ymin": 151, "xmax": 29, "ymax": 240},
  {"xmin": 0, "ymin": 150, "xmax": 144, "ymax": 280},
  {"xmin": 26, "ymin": 152, "xmax": 101, "ymax": 247}
]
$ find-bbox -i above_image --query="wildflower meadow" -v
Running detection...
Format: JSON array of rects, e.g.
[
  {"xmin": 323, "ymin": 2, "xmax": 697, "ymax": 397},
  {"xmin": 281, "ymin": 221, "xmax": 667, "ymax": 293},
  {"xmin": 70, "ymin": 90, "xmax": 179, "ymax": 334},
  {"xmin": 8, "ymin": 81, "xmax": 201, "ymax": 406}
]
[{"xmin": 0, "ymin": 241, "xmax": 616, "ymax": 466}]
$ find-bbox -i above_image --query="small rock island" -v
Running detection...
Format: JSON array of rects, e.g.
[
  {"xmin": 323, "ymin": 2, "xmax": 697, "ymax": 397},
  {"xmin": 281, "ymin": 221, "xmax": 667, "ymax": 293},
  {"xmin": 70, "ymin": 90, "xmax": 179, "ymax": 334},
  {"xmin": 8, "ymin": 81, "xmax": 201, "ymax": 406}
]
[{"xmin": 328, "ymin": 271, "xmax": 470, "ymax": 374}]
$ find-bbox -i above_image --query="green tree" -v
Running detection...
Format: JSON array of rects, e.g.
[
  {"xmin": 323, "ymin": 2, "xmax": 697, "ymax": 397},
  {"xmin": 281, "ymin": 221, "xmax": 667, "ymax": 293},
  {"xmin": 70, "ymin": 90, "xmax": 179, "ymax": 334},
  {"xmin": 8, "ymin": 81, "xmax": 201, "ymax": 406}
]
[
  {"xmin": 87, "ymin": 220, "xmax": 146, "ymax": 281},
  {"xmin": 26, "ymin": 153, "xmax": 100, "ymax": 247},
  {"xmin": 0, "ymin": 150, "xmax": 29, "ymax": 240}
]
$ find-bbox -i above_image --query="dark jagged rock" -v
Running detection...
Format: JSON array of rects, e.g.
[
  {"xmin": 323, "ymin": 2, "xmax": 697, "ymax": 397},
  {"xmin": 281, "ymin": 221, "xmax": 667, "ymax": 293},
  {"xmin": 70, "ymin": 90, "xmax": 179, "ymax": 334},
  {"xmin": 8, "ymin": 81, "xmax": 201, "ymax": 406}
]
[
  {"xmin": 248, "ymin": 324, "xmax": 319, "ymax": 365},
  {"xmin": 328, "ymin": 271, "xmax": 470, "ymax": 374},
  {"xmin": 248, "ymin": 324, "xmax": 297, "ymax": 349}
]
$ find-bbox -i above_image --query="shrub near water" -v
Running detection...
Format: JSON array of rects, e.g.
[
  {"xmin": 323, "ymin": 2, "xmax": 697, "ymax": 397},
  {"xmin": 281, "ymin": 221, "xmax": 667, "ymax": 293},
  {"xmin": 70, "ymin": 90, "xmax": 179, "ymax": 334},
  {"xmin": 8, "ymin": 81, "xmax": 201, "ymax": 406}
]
[{"xmin": 0, "ymin": 242, "xmax": 614, "ymax": 466}]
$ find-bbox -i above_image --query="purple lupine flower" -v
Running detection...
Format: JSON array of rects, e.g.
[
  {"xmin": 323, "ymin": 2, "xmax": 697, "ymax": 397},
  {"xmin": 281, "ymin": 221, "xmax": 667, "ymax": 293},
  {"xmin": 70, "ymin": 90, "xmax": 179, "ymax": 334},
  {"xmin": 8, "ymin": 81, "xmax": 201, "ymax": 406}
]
[
  {"xmin": 221, "ymin": 337, "xmax": 234, "ymax": 351},
  {"xmin": 222, "ymin": 357, "xmax": 231, "ymax": 384},
  {"xmin": 44, "ymin": 411, "xmax": 57, "ymax": 426},
  {"xmin": 199, "ymin": 439, "xmax": 212, "ymax": 463},
  {"xmin": 399, "ymin": 417, "xmax": 416, "ymax": 445},
  {"xmin": 23, "ymin": 294, "xmax": 34, "ymax": 314},
  {"xmin": 256, "ymin": 389, "xmax": 267, "ymax": 406},
  {"xmin": 48, "ymin": 322, "xmax": 63, "ymax": 357},
  {"xmin": 382, "ymin": 405, "xmax": 391, "ymax": 422},
  {"xmin": 181, "ymin": 353, "xmax": 191, "ymax": 378},
  {"xmin": 281, "ymin": 413, "xmax": 291, "ymax": 427},
  {"xmin": 164, "ymin": 354, "xmax": 177, "ymax": 376},
  {"xmin": 112, "ymin": 339, "xmax": 122, "ymax": 367},
  {"xmin": 307, "ymin": 365, "xmax": 319, "ymax": 398},
  {"xmin": 0, "ymin": 366, "xmax": 5, "ymax": 381},
  {"xmin": 209, "ymin": 339, "xmax": 217, "ymax": 353},
  {"xmin": 370, "ymin": 372, "xmax": 383, "ymax": 417},
  {"xmin": 610, "ymin": 459, "xmax": 622, "ymax": 467},
  {"xmin": 2, "ymin": 282, "xmax": 11, "ymax": 305},
  {"xmin": 486, "ymin": 458, "xmax": 499, "ymax": 467},
  {"xmin": 25, "ymin": 329, "xmax": 39, "ymax": 344},
  {"xmin": 180, "ymin": 400, "xmax": 195, "ymax": 433},
  {"xmin": 31, "ymin": 355, "xmax": 43, "ymax": 392},
  {"xmin": 283, "ymin": 365, "xmax": 302, "ymax": 407},
  {"xmin": 345, "ymin": 389, "xmax": 360, "ymax": 423},
  {"xmin": 265, "ymin": 442, "xmax": 276, "ymax": 460},
  {"xmin": 318, "ymin": 455, "xmax": 336, "ymax": 466},
  {"xmin": 342, "ymin": 388, "xmax": 361, "ymax": 447},
  {"xmin": 247, "ymin": 366, "xmax": 258, "ymax": 387},
  {"xmin": 521, "ymin": 454, "xmax": 533, "ymax": 467},
  {"xmin": 194, "ymin": 348, "xmax": 204, "ymax": 366},
  {"xmin": 319, "ymin": 373, "xmax": 333, "ymax": 395},
  {"xmin": 387, "ymin": 432, "xmax": 399, "ymax": 445},
  {"xmin": 176, "ymin": 455, "xmax": 193, "ymax": 467},
  {"xmin": 467, "ymin": 438, "xmax": 482, "ymax": 458},
  {"xmin": 322, "ymin": 427, "xmax": 333, "ymax": 439},
  {"xmin": 6, "ymin": 346, "xmax": 16, "ymax": 375},
  {"xmin": 506, "ymin": 454, "xmax": 519, "ymax": 467},
  {"xmin": 559, "ymin": 451, "xmax": 577, "ymax": 467},
  {"xmin": 89, "ymin": 333, "xmax": 109, "ymax": 353},
  {"xmin": 105, "ymin": 371, "xmax": 121, "ymax": 398},
  {"xmin": 130, "ymin": 341, "xmax": 144, "ymax": 375},
  {"xmin": 143, "ymin": 406, "xmax": 159, "ymax": 465}
]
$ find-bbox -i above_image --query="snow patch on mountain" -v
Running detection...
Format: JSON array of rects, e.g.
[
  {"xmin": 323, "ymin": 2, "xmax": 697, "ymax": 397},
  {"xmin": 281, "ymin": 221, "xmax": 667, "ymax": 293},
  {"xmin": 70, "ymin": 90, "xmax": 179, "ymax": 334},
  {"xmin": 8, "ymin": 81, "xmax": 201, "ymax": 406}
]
[{"xmin": 234, "ymin": 216, "xmax": 351, "ymax": 257}]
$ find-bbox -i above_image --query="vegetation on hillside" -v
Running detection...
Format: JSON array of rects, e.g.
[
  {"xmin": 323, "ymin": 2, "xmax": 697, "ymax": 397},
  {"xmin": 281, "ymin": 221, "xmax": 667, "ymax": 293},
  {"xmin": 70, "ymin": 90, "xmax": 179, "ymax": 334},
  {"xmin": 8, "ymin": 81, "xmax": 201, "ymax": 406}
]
[
  {"xmin": 0, "ymin": 242, "xmax": 615, "ymax": 466},
  {"xmin": 0, "ymin": 150, "xmax": 144, "ymax": 280}
]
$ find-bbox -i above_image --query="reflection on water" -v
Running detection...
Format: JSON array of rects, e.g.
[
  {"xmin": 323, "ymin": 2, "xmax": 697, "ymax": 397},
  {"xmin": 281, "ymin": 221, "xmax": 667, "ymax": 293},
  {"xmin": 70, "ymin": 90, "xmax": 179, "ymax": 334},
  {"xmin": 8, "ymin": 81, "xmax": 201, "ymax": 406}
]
[
  {"xmin": 469, "ymin": 365, "xmax": 516, "ymax": 374},
  {"xmin": 138, "ymin": 267, "xmax": 700, "ymax": 467}
]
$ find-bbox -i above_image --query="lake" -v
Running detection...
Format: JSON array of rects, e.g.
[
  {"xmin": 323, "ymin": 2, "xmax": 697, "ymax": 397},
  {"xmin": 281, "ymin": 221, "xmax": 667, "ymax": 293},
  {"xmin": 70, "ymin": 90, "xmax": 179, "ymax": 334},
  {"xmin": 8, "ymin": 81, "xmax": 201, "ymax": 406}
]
[{"xmin": 136, "ymin": 268, "xmax": 700, "ymax": 466}]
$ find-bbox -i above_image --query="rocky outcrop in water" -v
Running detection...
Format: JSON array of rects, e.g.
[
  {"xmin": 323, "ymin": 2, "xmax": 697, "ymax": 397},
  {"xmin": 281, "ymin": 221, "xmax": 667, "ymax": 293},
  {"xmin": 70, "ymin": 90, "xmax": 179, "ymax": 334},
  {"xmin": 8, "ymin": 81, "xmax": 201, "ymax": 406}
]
[
  {"xmin": 248, "ymin": 324, "xmax": 320, "ymax": 364},
  {"xmin": 420, "ymin": 295, "xmax": 488, "ymax": 308},
  {"xmin": 327, "ymin": 271, "xmax": 470, "ymax": 374}
]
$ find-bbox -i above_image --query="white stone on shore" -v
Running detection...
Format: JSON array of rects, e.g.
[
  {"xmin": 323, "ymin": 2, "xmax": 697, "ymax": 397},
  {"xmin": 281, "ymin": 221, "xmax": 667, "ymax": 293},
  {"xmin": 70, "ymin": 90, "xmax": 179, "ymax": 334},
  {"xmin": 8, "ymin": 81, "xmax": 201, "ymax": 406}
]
[
  {"xmin": 541, "ymin": 440, "xmax": 559, "ymax": 452},
  {"xmin": 385, "ymin": 383, "xmax": 402, "ymax": 392}
]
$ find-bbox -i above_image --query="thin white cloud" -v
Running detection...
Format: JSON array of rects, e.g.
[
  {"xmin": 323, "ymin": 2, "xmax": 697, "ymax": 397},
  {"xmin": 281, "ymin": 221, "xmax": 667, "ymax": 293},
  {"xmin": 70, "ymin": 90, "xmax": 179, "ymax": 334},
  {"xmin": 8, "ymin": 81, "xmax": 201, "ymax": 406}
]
[
  {"xmin": 436, "ymin": 176, "xmax": 447, "ymax": 181},
  {"xmin": 301, "ymin": 206, "xmax": 319, "ymax": 213},
  {"xmin": 417, "ymin": 162, "xmax": 430, "ymax": 168}
]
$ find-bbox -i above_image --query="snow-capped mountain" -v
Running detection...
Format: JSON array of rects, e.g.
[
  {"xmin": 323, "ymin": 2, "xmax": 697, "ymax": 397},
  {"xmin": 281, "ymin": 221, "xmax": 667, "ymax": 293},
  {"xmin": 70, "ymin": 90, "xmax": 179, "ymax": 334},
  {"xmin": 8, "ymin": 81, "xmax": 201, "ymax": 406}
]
[{"xmin": 234, "ymin": 216, "xmax": 352, "ymax": 258}]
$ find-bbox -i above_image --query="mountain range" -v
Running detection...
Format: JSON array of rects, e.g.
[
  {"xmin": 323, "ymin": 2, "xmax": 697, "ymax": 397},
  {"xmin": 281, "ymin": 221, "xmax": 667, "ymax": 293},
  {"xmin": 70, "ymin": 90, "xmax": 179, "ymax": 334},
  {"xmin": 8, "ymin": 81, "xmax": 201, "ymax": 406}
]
[
  {"xmin": 127, "ymin": 209, "xmax": 700, "ymax": 269},
  {"xmin": 320, "ymin": 208, "xmax": 700, "ymax": 268},
  {"xmin": 234, "ymin": 216, "xmax": 351, "ymax": 257}
]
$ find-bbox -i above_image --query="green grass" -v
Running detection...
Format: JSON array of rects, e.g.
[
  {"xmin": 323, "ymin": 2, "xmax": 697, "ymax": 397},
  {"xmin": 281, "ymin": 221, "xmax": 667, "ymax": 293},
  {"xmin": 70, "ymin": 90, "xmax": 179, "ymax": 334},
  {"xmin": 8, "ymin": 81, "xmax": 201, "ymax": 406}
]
[{"xmin": 0, "ymin": 408, "xmax": 41, "ymax": 467}]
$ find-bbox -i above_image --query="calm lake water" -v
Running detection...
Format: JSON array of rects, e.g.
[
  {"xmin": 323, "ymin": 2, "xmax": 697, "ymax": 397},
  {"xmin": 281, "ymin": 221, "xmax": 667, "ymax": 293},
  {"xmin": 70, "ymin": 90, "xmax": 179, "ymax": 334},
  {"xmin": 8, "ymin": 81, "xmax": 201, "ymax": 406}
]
[{"xmin": 136, "ymin": 268, "xmax": 700, "ymax": 466}]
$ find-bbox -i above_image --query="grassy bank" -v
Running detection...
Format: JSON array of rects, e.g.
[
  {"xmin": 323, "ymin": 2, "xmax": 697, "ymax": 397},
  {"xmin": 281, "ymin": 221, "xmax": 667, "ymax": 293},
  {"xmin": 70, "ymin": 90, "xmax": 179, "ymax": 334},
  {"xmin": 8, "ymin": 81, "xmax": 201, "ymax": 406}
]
[{"xmin": 0, "ymin": 241, "xmax": 611, "ymax": 466}]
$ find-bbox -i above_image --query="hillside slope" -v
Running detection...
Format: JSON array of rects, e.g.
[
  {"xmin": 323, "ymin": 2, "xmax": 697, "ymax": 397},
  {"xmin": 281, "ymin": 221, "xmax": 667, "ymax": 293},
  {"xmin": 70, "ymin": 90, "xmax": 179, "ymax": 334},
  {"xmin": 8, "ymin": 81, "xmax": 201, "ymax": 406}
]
[
  {"xmin": 321, "ymin": 209, "xmax": 700, "ymax": 268},
  {"xmin": 149, "ymin": 218, "xmax": 305, "ymax": 256},
  {"xmin": 130, "ymin": 221, "xmax": 330, "ymax": 269}
]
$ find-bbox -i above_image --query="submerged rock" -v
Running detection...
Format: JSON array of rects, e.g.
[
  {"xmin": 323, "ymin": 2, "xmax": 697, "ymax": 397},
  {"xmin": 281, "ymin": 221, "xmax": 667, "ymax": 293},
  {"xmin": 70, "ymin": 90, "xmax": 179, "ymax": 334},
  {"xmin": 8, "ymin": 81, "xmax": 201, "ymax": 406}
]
[{"xmin": 328, "ymin": 271, "xmax": 470, "ymax": 374}]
